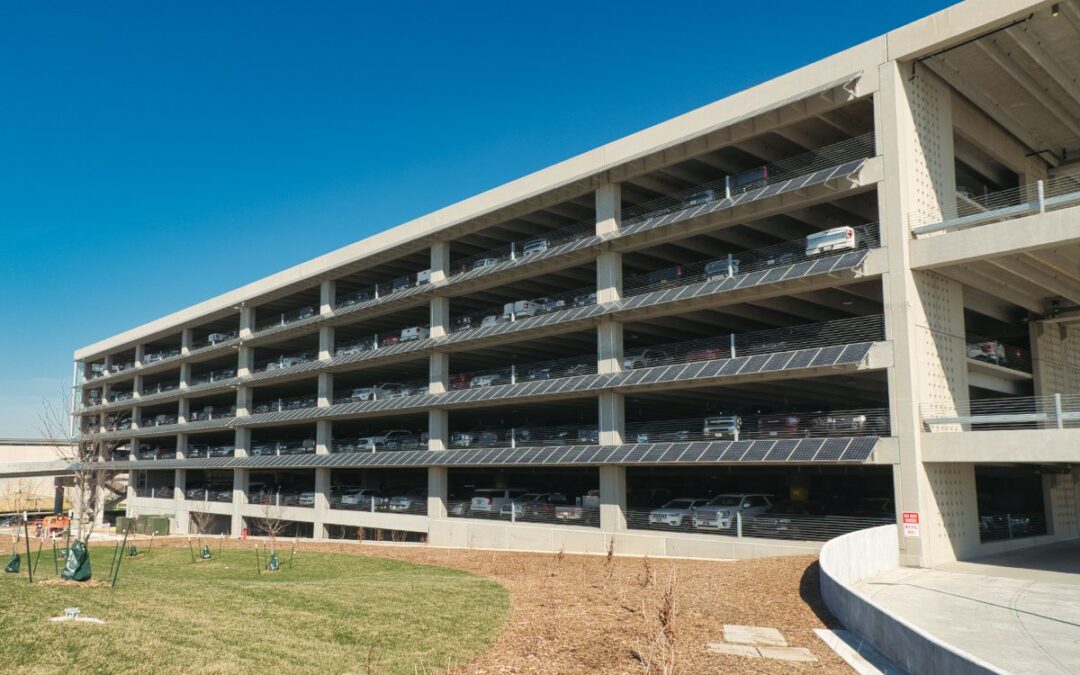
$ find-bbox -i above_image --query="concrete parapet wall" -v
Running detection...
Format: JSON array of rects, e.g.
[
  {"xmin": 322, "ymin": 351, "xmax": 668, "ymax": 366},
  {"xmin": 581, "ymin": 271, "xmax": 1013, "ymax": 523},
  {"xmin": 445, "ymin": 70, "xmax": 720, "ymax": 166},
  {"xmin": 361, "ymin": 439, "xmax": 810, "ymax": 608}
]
[{"xmin": 819, "ymin": 525, "xmax": 1003, "ymax": 675}]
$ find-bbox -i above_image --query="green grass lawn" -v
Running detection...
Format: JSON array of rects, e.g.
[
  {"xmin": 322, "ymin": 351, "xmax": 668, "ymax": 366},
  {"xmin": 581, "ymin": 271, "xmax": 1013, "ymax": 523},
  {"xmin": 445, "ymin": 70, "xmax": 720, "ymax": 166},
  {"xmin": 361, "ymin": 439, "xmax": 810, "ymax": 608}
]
[{"xmin": 0, "ymin": 543, "xmax": 509, "ymax": 674}]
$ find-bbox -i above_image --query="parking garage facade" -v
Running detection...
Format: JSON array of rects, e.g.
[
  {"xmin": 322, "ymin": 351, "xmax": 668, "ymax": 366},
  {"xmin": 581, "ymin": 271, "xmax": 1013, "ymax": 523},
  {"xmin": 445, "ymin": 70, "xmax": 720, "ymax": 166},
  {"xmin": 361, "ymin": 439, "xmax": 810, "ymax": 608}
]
[{"xmin": 77, "ymin": 0, "xmax": 1080, "ymax": 564}]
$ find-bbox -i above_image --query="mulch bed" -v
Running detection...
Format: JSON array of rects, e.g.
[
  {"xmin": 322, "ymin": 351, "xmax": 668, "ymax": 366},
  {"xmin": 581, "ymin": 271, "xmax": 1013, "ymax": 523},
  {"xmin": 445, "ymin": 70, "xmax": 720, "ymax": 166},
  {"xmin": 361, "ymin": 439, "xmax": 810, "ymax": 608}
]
[{"xmin": 150, "ymin": 538, "xmax": 848, "ymax": 673}]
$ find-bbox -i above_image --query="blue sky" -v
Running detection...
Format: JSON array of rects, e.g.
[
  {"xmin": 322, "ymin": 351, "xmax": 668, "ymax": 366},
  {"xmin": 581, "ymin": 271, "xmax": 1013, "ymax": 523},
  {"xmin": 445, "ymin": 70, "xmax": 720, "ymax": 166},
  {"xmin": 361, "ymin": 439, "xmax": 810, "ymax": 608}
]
[{"xmin": 0, "ymin": 1, "xmax": 954, "ymax": 436}]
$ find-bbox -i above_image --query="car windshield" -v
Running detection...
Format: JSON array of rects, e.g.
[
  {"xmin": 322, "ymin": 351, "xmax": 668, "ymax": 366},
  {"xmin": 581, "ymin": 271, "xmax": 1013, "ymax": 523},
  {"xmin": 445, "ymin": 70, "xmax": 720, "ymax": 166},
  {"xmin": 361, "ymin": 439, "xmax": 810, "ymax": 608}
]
[
  {"xmin": 708, "ymin": 496, "xmax": 741, "ymax": 506},
  {"xmin": 517, "ymin": 493, "xmax": 543, "ymax": 501},
  {"xmin": 662, "ymin": 499, "xmax": 695, "ymax": 509}
]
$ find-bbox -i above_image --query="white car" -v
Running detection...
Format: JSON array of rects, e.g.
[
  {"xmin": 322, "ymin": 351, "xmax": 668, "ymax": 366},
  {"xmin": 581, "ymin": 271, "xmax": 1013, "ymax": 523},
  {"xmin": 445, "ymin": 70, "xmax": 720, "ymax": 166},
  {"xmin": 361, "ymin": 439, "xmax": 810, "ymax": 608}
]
[
  {"xmin": 400, "ymin": 326, "xmax": 430, "ymax": 341},
  {"xmin": 648, "ymin": 498, "xmax": 709, "ymax": 527},
  {"xmin": 472, "ymin": 257, "xmax": 501, "ymax": 270},
  {"xmin": 522, "ymin": 238, "xmax": 549, "ymax": 256},
  {"xmin": 470, "ymin": 373, "xmax": 507, "ymax": 388},
  {"xmin": 297, "ymin": 491, "xmax": 317, "ymax": 506},
  {"xmin": 502, "ymin": 300, "xmax": 537, "ymax": 320},
  {"xmin": 471, "ymin": 489, "xmax": 530, "ymax": 514},
  {"xmin": 692, "ymin": 494, "xmax": 774, "ymax": 530},
  {"xmin": 805, "ymin": 226, "xmax": 856, "ymax": 256},
  {"xmin": 340, "ymin": 489, "xmax": 386, "ymax": 507}
]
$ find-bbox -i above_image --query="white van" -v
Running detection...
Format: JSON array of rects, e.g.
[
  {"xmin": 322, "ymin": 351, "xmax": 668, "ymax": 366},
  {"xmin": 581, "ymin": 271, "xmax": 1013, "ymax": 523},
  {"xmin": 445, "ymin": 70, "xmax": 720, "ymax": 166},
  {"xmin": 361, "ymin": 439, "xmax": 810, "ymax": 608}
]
[
  {"xmin": 805, "ymin": 226, "xmax": 856, "ymax": 256},
  {"xmin": 502, "ymin": 300, "xmax": 537, "ymax": 319}
]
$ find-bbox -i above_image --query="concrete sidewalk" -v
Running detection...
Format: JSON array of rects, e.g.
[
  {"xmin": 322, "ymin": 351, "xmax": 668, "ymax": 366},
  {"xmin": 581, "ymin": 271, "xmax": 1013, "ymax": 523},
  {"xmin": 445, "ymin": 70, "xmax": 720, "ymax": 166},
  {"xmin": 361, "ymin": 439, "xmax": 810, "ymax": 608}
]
[{"xmin": 854, "ymin": 541, "xmax": 1080, "ymax": 675}]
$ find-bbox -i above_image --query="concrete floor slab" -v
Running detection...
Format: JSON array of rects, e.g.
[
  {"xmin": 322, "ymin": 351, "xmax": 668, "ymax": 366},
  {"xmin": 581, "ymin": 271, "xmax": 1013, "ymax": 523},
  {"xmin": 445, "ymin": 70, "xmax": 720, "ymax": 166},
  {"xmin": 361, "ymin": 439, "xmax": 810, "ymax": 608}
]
[{"xmin": 854, "ymin": 540, "xmax": 1080, "ymax": 675}]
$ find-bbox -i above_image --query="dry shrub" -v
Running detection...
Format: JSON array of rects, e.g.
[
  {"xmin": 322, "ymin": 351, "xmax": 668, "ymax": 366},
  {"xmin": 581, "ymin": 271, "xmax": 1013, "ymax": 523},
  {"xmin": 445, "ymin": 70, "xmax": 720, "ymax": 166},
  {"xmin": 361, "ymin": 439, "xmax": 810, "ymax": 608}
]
[{"xmin": 632, "ymin": 568, "xmax": 678, "ymax": 675}]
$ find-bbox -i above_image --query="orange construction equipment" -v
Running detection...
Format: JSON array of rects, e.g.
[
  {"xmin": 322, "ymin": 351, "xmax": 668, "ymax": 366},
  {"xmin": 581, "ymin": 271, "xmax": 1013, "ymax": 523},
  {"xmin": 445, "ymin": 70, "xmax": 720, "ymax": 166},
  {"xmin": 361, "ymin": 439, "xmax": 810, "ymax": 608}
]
[{"xmin": 41, "ymin": 515, "xmax": 70, "ymax": 535}]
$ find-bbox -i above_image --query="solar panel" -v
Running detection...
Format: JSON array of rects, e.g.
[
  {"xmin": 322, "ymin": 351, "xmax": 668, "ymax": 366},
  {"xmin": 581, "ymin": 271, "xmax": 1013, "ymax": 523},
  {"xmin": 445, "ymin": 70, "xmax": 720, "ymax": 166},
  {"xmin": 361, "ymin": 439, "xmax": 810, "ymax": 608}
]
[
  {"xmin": 810, "ymin": 345, "xmax": 845, "ymax": 367},
  {"xmin": 840, "ymin": 436, "xmax": 878, "ymax": 461},
  {"xmin": 763, "ymin": 439, "xmax": 799, "ymax": 462},
  {"xmin": 763, "ymin": 352, "xmax": 795, "ymax": 372},
  {"xmin": 788, "ymin": 438, "xmax": 825, "ymax": 461},
  {"xmin": 740, "ymin": 354, "xmax": 771, "ymax": 374},
  {"xmin": 815, "ymin": 438, "xmax": 850, "ymax": 461},
  {"xmin": 719, "ymin": 442, "xmax": 748, "ymax": 461},
  {"xmin": 739, "ymin": 440, "xmax": 773, "ymax": 462},
  {"xmin": 839, "ymin": 342, "xmax": 873, "ymax": 363}
]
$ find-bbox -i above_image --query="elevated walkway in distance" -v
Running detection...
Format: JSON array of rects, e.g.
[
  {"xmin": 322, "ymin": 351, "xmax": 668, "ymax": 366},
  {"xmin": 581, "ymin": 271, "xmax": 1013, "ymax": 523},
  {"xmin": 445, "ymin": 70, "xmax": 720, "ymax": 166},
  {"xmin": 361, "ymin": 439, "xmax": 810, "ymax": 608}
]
[{"xmin": 0, "ymin": 460, "xmax": 72, "ymax": 478}]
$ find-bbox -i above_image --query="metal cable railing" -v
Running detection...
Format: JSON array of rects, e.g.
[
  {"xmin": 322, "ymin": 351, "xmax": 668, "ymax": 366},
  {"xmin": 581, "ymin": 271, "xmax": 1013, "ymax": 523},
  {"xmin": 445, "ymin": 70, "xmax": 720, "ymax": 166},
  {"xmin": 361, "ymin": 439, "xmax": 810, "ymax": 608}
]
[
  {"xmin": 336, "ymin": 269, "xmax": 432, "ymax": 308},
  {"xmin": 108, "ymin": 391, "xmax": 134, "ymax": 403},
  {"xmin": 622, "ymin": 134, "xmax": 876, "ymax": 224},
  {"xmin": 190, "ymin": 331, "xmax": 238, "ymax": 351},
  {"xmin": 254, "ymin": 305, "xmax": 319, "ymax": 332},
  {"xmin": 248, "ymin": 490, "xmax": 313, "ymax": 508},
  {"xmin": 185, "ymin": 444, "xmax": 235, "ymax": 458},
  {"xmin": 185, "ymin": 487, "xmax": 233, "ymax": 502},
  {"xmin": 143, "ymin": 348, "xmax": 181, "ymax": 364},
  {"xmin": 626, "ymin": 506, "xmax": 892, "ymax": 542},
  {"xmin": 979, "ymin": 511, "xmax": 1048, "ymax": 543},
  {"xmin": 333, "ymin": 379, "xmax": 429, "ymax": 404},
  {"xmin": 189, "ymin": 405, "xmax": 237, "ymax": 422},
  {"xmin": 921, "ymin": 393, "xmax": 1080, "ymax": 432},
  {"xmin": 253, "ymin": 351, "xmax": 317, "ymax": 373},
  {"xmin": 910, "ymin": 175, "xmax": 1080, "ymax": 235},
  {"xmin": 450, "ymin": 219, "xmax": 597, "ymax": 277},
  {"xmin": 190, "ymin": 367, "xmax": 237, "ymax": 386},
  {"xmin": 140, "ymin": 413, "xmax": 178, "ymax": 428},
  {"xmin": 134, "ymin": 486, "xmax": 175, "ymax": 499},
  {"xmin": 627, "ymin": 407, "xmax": 890, "ymax": 442},
  {"xmin": 335, "ymin": 324, "xmax": 431, "ymax": 358},
  {"xmin": 250, "ymin": 439, "xmax": 317, "ymax": 456},
  {"xmin": 624, "ymin": 223, "xmax": 879, "ymax": 296},
  {"xmin": 141, "ymin": 381, "xmax": 180, "ymax": 396},
  {"xmin": 965, "ymin": 334, "xmax": 1031, "ymax": 372},
  {"xmin": 136, "ymin": 447, "xmax": 177, "ymax": 460},
  {"xmin": 447, "ymin": 498, "xmax": 600, "ymax": 527},
  {"xmin": 449, "ymin": 424, "xmax": 599, "ymax": 449},
  {"xmin": 623, "ymin": 314, "xmax": 884, "ymax": 369},
  {"xmin": 252, "ymin": 394, "xmax": 317, "ymax": 414},
  {"xmin": 449, "ymin": 354, "xmax": 598, "ymax": 391},
  {"xmin": 450, "ymin": 285, "xmax": 595, "ymax": 334}
]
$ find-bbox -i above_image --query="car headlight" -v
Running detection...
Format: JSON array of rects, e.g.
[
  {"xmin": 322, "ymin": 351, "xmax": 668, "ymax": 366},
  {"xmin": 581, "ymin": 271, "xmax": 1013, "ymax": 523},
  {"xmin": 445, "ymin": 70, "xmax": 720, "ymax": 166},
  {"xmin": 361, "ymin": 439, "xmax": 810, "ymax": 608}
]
[{"xmin": 717, "ymin": 511, "xmax": 729, "ymax": 517}]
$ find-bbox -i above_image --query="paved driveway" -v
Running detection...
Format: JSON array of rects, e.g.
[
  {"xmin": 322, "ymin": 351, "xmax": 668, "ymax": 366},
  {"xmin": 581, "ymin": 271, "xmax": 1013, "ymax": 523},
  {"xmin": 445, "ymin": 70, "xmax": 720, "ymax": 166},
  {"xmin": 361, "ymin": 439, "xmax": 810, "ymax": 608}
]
[{"xmin": 855, "ymin": 540, "xmax": 1080, "ymax": 675}]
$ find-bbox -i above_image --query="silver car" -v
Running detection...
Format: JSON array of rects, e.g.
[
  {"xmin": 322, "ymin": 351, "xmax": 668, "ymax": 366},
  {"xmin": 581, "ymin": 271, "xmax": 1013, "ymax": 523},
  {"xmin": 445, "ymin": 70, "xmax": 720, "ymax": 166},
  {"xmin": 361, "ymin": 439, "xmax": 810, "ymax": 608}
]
[
  {"xmin": 692, "ymin": 494, "xmax": 774, "ymax": 530},
  {"xmin": 648, "ymin": 498, "xmax": 708, "ymax": 527}
]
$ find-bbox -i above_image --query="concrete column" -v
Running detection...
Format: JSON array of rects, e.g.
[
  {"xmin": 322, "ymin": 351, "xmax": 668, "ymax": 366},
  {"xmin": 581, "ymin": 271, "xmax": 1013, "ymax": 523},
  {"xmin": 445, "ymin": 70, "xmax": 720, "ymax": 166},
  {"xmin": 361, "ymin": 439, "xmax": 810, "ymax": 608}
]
[
  {"xmin": 313, "ymin": 467, "xmax": 331, "ymax": 539},
  {"xmin": 237, "ymin": 345, "xmax": 255, "ymax": 378},
  {"xmin": 234, "ymin": 427, "xmax": 250, "ymax": 458},
  {"xmin": 179, "ymin": 362, "xmax": 192, "ymax": 390},
  {"xmin": 131, "ymin": 407, "xmax": 143, "ymax": 429},
  {"xmin": 599, "ymin": 465, "xmax": 627, "ymax": 532},
  {"xmin": 878, "ymin": 60, "xmax": 975, "ymax": 567},
  {"xmin": 236, "ymin": 386, "xmax": 252, "ymax": 417},
  {"xmin": 231, "ymin": 468, "xmax": 249, "ymax": 537},
  {"xmin": 176, "ymin": 433, "xmax": 188, "ymax": 459},
  {"xmin": 178, "ymin": 398, "xmax": 190, "ymax": 424},
  {"xmin": 598, "ymin": 391, "xmax": 624, "ymax": 445},
  {"xmin": 132, "ymin": 374, "xmax": 144, "ymax": 400},
  {"xmin": 239, "ymin": 306, "xmax": 255, "ymax": 339},
  {"xmin": 429, "ymin": 352, "xmax": 449, "ymax": 395},
  {"xmin": 318, "ymin": 372, "xmax": 334, "ymax": 407},
  {"xmin": 320, "ymin": 280, "xmax": 336, "ymax": 315},
  {"xmin": 1029, "ymin": 322, "xmax": 1080, "ymax": 397},
  {"xmin": 595, "ymin": 183, "xmax": 621, "ymax": 237},
  {"xmin": 430, "ymin": 240, "xmax": 450, "ymax": 285},
  {"xmin": 430, "ymin": 296, "xmax": 450, "ymax": 339},
  {"xmin": 175, "ymin": 468, "xmax": 188, "ymax": 534},
  {"xmin": 319, "ymin": 326, "xmax": 335, "ymax": 361},
  {"xmin": 134, "ymin": 344, "xmax": 145, "ymax": 369},
  {"xmin": 427, "ymin": 466, "xmax": 448, "ymax": 519},
  {"xmin": 597, "ymin": 320, "xmax": 624, "ymax": 375},
  {"xmin": 181, "ymin": 328, "xmax": 193, "ymax": 356},
  {"xmin": 316, "ymin": 419, "xmax": 332, "ymax": 455},
  {"xmin": 428, "ymin": 409, "xmax": 449, "ymax": 452}
]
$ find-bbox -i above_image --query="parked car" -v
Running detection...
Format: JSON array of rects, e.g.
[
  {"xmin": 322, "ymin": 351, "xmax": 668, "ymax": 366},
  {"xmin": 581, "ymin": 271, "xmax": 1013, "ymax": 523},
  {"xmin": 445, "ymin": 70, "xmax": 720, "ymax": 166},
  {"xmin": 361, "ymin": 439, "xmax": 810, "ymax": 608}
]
[
  {"xmin": 522, "ymin": 238, "xmax": 549, "ymax": 256},
  {"xmin": 337, "ymin": 339, "xmax": 373, "ymax": 357},
  {"xmin": 500, "ymin": 493, "xmax": 569, "ymax": 520},
  {"xmin": 681, "ymin": 187, "xmax": 716, "ymax": 208},
  {"xmin": 298, "ymin": 491, "xmax": 317, "ymax": 506},
  {"xmin": 207, "ymin": 332, "xmax": 235, "ymax": 345},
  {"xmin": 704, "ymin": 257, "xmax": 741, "ymax": 280},
  {"xmin": 805, "ymin": 226, "xmax": 856, "ymax": 256},
  {"xmin": 209, "ymin": 445, "xmax": 234, "ymax": 457},
  {"xmin": 623, "ymin": 349, "xmax": 670, "ymax": 370},
  {"xmin": 758, "ymin": 414, "xmax": 804, "ymax": 438},
  {"xmin": 808, "ymin": 411, "xmax": 888, "ymax": 436},
  {"xmin": 554, "ymin": 490, "xmax": 601, "ymax": 525},
  {"xmin": 648, "ymin": 498, "xmax": 709, "ymax": 527},
  {"xmin": 471, "ymin": 257, "xmax": 501, "ymax": 270},
  {"xmin": 340, "ymin": 489, "xmax": 387, "ymax": 507},
  {"xmin": 400, "ymin": 326, "xmax": 430, "ymax": 342},
  {"xmin": 382, "ymin": 430, "xmax": 420, "ymax": 451},
  {"xmin": 502, "ymin": 300, "xmax": 537, "ymax": 320},
  {"xmin": 574, "ymin": 291, "xmax": 597, "ymax": 307},
  {"xmin": 692, "ymin": 494, "xmax": 774, "ymax": 530},
  {"xmin": 534, "ymin": 297, "xmax": 566, "ymax": 314},
  {"xmin": 745, "ymin": 500, "xmax": 827, "ymax": 539},
  {"xmin": 338, "ymin": 290, "xmax": 373, "ymax": 307},
  {"xmin": 470, "ymin": 488, "xmax": 530, "ymax": 514},
  {"xmin": 703, "ymin": 415, "xmax": 742, "ymax": 440},
  {"xmin": 967, "ymin": 340, "xmax": 1006, "ymax": 363},
  {"xmin": 470, "ymin": 372, "xmax": 509, "ymax": 388},
  {"xmin": 388, "ymin": 488, "xmax": 427, "ymax": 512}
]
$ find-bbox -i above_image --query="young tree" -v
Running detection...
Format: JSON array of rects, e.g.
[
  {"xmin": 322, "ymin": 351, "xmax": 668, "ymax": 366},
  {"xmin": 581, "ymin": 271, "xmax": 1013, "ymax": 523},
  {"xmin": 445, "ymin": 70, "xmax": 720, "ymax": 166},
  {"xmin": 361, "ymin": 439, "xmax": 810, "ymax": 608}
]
[
  {"xmin": 253, "ymin": 493, "xmax": 288, "ymax": 557},
  {"xmin": 37, "ymin": 386, "xmax": 129, "ymax": 545}
]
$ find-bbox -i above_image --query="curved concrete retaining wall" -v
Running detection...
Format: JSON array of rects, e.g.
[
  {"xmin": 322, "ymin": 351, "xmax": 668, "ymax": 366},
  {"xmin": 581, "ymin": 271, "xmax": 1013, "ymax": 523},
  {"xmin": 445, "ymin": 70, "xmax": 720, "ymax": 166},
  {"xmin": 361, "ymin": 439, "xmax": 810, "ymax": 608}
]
[{"xmin": 819, "ymin": 525, "xmax": 1002, "ymax": 675}]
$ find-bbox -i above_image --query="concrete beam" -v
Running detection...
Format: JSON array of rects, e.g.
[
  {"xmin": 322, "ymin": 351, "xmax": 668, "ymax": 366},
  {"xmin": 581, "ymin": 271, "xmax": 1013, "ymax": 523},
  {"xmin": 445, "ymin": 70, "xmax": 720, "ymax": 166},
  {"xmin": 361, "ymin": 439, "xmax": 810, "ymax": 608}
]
[{"xmin": 921, "ymin": 428, "xmax": 1080, "ymax": 463}]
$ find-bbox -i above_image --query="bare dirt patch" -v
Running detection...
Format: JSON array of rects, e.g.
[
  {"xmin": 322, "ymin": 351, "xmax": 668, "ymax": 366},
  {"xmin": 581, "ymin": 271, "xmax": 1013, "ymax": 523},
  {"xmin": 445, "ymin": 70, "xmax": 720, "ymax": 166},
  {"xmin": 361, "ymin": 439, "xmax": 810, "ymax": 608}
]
[{"xmin": 160, "ymin": 538, "xmax": 846, "ymax": 674}]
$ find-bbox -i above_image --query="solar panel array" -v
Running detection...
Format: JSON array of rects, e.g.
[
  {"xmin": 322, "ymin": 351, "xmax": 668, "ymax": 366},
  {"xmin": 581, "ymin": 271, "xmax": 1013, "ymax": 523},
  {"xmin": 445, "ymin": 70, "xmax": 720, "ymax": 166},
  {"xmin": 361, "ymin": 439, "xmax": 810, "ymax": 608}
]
[
  {"xmin": 89, "ymin": 340, "xmax": 876, "ymax": 441},
  {"xmin": 618, "ymin": 159, "xmax": 868, "ymax": 239},
  {"xmin": 97, "ymin": 436, "xmax": 878, "ymax": 472}
]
